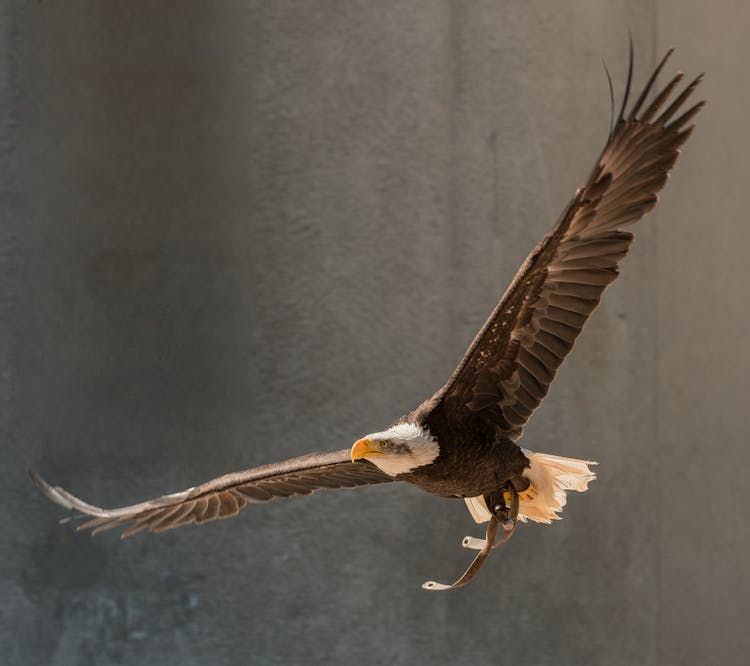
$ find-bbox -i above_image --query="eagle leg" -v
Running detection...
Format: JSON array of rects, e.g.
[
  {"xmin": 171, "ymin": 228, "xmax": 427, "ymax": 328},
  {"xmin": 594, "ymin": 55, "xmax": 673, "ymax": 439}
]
[
  {"xmin": 462, "ymin": 487, "xmax": 520, "ymax": 551},
  {"xmin": 495, "ymin": 486, "xmax": 520, "ymax": 531},
  {"xmin": 422, "ymin": 486, "xmax": 519, "ymax": 591}
]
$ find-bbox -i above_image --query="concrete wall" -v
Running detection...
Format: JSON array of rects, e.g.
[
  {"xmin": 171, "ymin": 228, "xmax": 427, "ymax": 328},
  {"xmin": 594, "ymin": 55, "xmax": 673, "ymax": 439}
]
[{"xmin": 3, "ymin": 2, "xmax": 748, "ymax": 665}]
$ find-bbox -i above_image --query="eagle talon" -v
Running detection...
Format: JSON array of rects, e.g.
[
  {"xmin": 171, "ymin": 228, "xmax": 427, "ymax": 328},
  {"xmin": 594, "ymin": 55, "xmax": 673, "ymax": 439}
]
[
  {"xmin": 489, "ymin": 485, "xmax": 518, "ymax": 523},
  {"xmin": 502, "ymin": 488, "xmax": 514, "ymax": 507},
  {"xmin": 518, "ymin": 485, "xmax": 537, "ymax": 502}
]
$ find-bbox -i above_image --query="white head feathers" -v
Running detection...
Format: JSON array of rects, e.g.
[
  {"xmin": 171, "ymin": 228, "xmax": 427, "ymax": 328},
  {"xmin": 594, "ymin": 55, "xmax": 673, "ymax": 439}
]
[{"xmin": 363, "ymin": 423, "xmax": 440, "ymax": 476}]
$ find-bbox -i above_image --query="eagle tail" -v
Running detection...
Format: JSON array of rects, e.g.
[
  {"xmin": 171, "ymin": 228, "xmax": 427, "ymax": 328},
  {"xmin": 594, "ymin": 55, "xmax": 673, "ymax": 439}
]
[
  {"xmin": 463, "ymin": 451, "xmax": 597, "ymax": 524},
  {"xmin": 517, "ymin": 451, "xmax": 597, "ymax": 523}
]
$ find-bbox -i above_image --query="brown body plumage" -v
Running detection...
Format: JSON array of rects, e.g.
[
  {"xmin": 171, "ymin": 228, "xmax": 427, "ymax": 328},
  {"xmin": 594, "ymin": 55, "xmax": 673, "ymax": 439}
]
[{"xmin": 401, "ymin": 405, "xmax": 529, "ymax": 498}]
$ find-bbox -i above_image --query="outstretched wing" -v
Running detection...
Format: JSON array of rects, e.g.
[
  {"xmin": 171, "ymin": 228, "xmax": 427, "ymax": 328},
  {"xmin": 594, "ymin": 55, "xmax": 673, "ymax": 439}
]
[
  {"xmin": 437, "ymin": 48, "xmax": 704, "ymax": 440},
  {"xmin": 29, "ymin": 450, "xmax": 393, "ymax": 538}
]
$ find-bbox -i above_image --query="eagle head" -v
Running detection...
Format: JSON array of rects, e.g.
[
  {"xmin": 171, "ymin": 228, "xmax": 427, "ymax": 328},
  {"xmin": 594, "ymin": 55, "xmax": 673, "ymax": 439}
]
[{"xmin": 350, "ymin": 422, "xmax": 440, "ymax": 476}]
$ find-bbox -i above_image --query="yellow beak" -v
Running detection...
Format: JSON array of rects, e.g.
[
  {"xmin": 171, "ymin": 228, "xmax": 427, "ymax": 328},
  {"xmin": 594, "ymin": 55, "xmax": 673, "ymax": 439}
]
[{"xmin": 351, "ymin": 438, "xmax": 383, "ymax": 462}]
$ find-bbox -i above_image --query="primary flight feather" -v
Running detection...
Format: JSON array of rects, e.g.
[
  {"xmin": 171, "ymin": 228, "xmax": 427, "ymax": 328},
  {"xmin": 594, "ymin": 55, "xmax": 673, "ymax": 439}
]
[{"xmin": 30, "ymin": 47, "xmax": 704, "ymax": 590}]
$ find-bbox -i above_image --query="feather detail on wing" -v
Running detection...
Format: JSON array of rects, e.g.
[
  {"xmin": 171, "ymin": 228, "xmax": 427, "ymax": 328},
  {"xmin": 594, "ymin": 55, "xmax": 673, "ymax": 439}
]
[
  {"xmin": 438, "ymin": 47, "xmax": 704, "ymax": 439},
  {"xmin": 29, "ymin": 450, "xmax": 393, "ymax": 538}
]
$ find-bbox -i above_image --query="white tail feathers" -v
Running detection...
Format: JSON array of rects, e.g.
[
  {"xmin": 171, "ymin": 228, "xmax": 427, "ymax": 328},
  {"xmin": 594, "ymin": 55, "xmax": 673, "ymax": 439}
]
[
  {"xmin": 517, "ymin": 450, "xmax": 597, "ymax": 523},
  {"xmin": 463, "ymin": 450, "xmax": 597, "ymax": 524}
]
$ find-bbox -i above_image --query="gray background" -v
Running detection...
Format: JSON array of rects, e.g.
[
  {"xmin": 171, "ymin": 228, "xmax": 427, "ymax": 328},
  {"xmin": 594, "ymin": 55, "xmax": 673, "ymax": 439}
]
[{"xmin": 2, "ymin": 2, "xmax": 748, "ymax": 665}]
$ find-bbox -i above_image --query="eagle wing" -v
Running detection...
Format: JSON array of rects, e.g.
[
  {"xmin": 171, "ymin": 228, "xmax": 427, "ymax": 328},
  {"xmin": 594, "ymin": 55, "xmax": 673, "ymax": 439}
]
[
  {"xmin": 437, "ymin": 48, "xmax": 704, "ymax": 440},
  {"xmin": 29, "ymin": 450, "xmax": 393, "ymax": 538}
]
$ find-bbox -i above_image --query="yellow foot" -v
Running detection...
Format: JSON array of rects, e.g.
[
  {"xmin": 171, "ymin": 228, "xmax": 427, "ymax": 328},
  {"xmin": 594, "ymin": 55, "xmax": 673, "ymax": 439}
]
[
  {"xmin": 502, "ymin": 488, "xmax": 514, "ymax": 507},
  {"xmin": 518, "ymin": 484, "xmax": 538, "ymax": 502}
]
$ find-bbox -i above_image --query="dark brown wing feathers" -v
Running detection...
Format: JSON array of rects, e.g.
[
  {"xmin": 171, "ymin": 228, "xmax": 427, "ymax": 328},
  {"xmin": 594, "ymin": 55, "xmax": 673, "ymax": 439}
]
[
  {"xmin": 438, "ymin": 49, "xmax": 704, "ymax": 439},
  {"xmin": 28, "ymin": 450, "xmax": 392, "ymax": 538}
]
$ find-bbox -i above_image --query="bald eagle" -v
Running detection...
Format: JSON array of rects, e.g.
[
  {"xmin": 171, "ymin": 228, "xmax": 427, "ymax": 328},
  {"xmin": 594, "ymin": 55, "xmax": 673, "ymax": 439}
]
[{"xmin": 30, "ymin": 48, "xmax": 703, "ymax": 590}]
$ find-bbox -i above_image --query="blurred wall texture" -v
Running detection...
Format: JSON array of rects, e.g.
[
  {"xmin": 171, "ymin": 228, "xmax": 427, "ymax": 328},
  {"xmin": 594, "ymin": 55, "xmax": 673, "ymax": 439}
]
[{"xmin": 3, "ymin": 2, "xmax": 749, "ymax": 665}]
